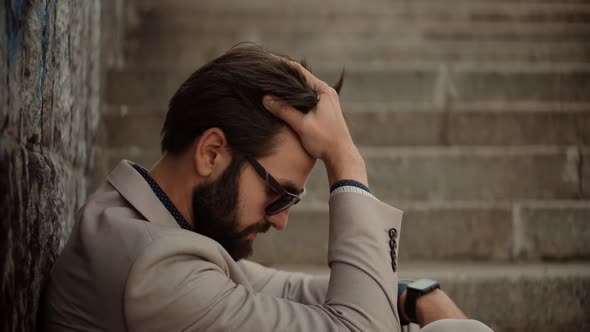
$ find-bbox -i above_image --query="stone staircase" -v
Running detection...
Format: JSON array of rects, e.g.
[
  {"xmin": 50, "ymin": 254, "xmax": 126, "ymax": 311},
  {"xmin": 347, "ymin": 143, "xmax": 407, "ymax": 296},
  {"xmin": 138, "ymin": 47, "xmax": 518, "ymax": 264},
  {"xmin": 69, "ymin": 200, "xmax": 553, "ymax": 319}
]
[{"xmin": 99, "ymin": 0, "xmax": 590, "ymax": 331}]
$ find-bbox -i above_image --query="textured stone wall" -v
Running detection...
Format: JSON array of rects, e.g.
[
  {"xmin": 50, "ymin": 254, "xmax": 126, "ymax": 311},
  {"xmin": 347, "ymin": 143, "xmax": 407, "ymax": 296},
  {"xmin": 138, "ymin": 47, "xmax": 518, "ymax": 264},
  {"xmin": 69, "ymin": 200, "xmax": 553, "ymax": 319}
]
[{"xmin": 0, "ymin": 1, "xmax": 101, "ymax": 330}]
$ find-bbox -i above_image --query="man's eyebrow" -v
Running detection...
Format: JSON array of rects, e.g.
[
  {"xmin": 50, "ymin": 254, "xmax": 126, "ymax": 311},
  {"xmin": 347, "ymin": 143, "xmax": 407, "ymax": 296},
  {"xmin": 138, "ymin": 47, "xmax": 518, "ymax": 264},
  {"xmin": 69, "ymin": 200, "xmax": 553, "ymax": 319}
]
[{"xmin": 279, "ymin": 180, "xmax": 304, "ymax": 195}]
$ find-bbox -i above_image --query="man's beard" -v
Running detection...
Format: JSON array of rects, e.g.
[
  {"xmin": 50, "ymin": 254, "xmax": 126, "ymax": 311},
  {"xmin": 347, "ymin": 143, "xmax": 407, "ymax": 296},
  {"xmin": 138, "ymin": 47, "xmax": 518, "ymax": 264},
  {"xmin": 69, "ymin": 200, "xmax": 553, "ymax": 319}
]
[{"xmin": 191, "ymin": 156, "xmax": 271, "ymax": 261}]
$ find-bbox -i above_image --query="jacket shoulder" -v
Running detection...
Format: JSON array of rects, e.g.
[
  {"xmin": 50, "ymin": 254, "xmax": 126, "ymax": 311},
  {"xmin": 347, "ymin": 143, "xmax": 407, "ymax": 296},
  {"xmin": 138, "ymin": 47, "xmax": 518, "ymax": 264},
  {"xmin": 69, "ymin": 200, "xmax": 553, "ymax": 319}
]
[{"xmin": 43, "ymin": 182, "xmax": 223, "ymax": 330}]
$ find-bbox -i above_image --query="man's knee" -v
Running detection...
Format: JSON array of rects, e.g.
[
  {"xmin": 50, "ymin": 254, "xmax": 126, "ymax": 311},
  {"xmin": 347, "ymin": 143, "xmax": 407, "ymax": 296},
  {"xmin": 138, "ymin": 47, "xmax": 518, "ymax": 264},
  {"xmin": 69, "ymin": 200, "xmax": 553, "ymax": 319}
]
[{"xmin": 421, "ymin": 319, "xmax": 494, "ymax": 332}]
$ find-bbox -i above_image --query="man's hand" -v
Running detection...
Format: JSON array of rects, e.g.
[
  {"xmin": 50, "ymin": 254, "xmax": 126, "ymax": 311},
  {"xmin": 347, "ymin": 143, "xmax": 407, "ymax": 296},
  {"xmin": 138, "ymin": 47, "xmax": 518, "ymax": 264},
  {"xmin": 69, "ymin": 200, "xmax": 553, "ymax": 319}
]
[{"xmin": 262, "ymin": 61, "xmax": 367, "ymax": 187}]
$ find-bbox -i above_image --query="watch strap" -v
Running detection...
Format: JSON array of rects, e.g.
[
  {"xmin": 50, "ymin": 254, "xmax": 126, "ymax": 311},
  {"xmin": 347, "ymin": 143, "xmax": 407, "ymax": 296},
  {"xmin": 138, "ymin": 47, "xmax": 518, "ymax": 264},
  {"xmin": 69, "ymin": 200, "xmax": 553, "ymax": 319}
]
[
  {"xmin": 405, "ymin": 287, "xmax": 420, "ymax": 323},
  {"xmin": 397, "ymin": 281, "xmax": 411, "ymax": 326}
]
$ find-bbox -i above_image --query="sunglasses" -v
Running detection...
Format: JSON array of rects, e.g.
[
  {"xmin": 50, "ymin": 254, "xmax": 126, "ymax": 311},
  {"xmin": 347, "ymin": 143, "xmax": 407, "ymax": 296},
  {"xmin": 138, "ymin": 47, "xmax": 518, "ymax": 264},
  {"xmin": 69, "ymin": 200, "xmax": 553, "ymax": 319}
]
[{"xmin": 245, "ymin": 155, "xmax": 304, "ymax": 215}]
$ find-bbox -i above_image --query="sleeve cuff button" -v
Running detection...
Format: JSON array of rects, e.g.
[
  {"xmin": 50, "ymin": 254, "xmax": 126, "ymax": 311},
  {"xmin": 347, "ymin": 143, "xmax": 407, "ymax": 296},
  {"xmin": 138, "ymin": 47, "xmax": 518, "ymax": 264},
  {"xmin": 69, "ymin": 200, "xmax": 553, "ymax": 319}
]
[{"xmin": 388, "ymin": 228, "xmax": 398, "ymax": 239}]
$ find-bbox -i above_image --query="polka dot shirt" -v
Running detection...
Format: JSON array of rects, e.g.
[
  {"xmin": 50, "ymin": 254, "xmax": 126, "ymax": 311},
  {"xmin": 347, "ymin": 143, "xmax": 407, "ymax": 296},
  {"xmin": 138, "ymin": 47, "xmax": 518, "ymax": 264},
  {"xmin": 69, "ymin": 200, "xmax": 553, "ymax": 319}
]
[{"xmin": 131, "ymin": 163, "xmax": 193, "ymax": 231}]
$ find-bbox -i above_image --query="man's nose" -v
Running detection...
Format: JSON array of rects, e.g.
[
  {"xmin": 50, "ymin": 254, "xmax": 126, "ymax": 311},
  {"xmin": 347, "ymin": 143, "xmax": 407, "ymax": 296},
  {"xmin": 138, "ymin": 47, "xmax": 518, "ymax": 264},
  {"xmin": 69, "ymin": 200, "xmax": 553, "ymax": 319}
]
[{"xmin": 266, "ymin": 209, "xmax": 290, "ymax": 231}]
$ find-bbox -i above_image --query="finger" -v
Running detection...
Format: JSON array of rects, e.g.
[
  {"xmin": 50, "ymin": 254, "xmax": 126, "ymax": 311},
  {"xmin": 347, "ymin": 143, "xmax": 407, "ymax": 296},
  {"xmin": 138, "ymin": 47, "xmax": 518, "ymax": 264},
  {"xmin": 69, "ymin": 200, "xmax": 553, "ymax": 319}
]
[
  {"xmin": 262, "ymin": 95, "xmax": 305, "ymax": 129},
  {"xmin": 269, "ymin": 53, "xmax": 328, "ymax": 92},
  {"xmin": 286, "ymin": 60, "xmax": 329, "ymax": 93}
]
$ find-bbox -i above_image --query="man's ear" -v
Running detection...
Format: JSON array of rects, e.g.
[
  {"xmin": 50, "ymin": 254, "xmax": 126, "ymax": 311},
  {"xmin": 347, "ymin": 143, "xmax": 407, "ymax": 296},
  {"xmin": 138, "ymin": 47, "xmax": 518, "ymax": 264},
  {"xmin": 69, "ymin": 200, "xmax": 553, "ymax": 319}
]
[{"xmin": 193, "ymin": 128, "xmax": 230, "ymax": 178}]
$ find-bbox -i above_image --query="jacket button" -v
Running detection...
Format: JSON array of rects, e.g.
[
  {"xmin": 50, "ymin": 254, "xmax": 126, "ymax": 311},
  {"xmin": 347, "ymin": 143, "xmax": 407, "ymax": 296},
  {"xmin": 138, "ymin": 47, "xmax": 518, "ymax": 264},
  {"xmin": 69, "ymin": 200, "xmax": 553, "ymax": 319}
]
[
  {"xmin": 389, "ymin": 228, "xmax": 398, "ymax": 239},
  {"xmin": 389, "ymin": 238, "xmax": 397, "ymax": 250}
]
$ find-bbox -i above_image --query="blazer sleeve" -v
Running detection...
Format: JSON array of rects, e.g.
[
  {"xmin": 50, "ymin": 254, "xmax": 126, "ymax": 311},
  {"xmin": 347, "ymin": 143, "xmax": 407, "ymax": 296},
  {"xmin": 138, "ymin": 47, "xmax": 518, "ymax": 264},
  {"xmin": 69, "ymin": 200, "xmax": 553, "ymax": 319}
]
[
  {"xmin": 237, "ymin": 259, "xmax": 330, "ymax": 304},
  {"xmin": 124, "ymin": 192, "xmax": 403, "ymax": 332}
]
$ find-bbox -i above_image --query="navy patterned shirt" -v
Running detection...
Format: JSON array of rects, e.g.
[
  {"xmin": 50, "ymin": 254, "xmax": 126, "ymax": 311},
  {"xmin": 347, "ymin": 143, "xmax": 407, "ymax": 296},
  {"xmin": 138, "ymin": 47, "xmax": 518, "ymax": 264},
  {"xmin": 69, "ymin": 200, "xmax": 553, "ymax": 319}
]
[{"xmin": 131, "ymin": 162, "xmax": 193, "ymax": 231}]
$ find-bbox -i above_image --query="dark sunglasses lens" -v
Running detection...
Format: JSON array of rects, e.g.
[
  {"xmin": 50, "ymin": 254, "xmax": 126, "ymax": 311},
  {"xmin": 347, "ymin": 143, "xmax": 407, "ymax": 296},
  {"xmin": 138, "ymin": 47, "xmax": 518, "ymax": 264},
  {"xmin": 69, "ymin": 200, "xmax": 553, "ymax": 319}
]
[{"xmin": 266, "ymin": 194, "xmax": 300, "ymax": 215}]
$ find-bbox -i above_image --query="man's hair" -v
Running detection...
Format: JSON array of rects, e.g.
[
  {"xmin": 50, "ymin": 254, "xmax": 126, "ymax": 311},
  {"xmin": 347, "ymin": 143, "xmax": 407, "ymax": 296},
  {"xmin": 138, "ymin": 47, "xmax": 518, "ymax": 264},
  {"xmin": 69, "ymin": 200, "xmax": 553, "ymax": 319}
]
[{"xmin": 160, "ymin": 44, "xmax": 344, "ymax": 157}]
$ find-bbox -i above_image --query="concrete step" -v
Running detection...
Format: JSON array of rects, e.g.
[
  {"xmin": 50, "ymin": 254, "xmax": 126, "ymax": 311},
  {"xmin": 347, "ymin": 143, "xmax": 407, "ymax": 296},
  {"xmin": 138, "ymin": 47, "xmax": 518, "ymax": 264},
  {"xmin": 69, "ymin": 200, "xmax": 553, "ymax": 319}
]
[
  {"xmin": 251, "ymin": 200, "xmax": 590, "ymax": 264},
  {"xmin": 139, "ymin": 0, "xmax": 396, "ymax": 16},
  {"xmin": 129, "ymin": 13, "xmax": 590, "ymax": 42},
  {"xmin": 347, "ymin": 108, "xmax": 590, "ymax": 147},
  {"xmin": 95, "ymin": 143, "xmax": 588, "ymax": 202},
  {"xmin": 106, "ymin": 65, "xmax": 590, "ymax": 106},
  {"xmin": 305, "ymin": 146, "xmax": 585, "ymax": 203},
  {"xmin": 124, "ymin": 1, "xmax": 590, "ymax": 66},
  {"xmin": 138, "ymin": 0, "xmax": 590, "ymax": 21},
  {"xmin": 268, "ymin": 262, "xmax": 590, "ymax": 332},
  {"xmin": 126, "ymin": 36, "xmax": 590, "ymax": 68},
  {"xmin": 101, "ymin": 105, "xmax": 590, "ymax": 148}
]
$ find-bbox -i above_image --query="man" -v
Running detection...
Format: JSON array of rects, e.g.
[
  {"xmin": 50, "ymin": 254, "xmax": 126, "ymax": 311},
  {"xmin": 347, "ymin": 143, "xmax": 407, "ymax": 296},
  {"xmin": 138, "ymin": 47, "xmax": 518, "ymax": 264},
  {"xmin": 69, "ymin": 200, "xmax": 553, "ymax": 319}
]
[{"xmin": 41, "ymin": 45, "xmax": 493, "ymax": 331}]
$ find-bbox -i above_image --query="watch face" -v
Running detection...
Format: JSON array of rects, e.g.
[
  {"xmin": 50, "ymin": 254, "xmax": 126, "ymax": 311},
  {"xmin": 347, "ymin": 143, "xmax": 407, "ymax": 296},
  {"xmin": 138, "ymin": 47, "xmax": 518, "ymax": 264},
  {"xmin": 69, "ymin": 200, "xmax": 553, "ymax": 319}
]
[{"xmin": 409, "ymin": 278, "xmax": 439, "ymax": 291}]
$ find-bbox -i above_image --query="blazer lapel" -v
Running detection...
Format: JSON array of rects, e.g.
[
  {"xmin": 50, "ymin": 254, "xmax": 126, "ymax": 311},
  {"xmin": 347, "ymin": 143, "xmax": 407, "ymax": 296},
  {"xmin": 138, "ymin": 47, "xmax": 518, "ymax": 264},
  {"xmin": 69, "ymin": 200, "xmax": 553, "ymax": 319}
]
[{"xmin": 107, "ymin": 160, "xmax": 180, "ymax": 229}]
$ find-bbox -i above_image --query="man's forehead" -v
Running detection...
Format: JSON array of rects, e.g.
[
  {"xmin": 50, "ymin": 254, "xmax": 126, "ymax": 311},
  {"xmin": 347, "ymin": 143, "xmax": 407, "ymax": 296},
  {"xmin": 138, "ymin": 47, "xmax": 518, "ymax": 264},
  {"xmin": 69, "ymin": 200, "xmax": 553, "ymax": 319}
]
[
  {"xmin": 269, "ymin": 128, "xmax": 314, "ymax": 162},
  {"xmin": 259, "ymin": 129, "xmax": 316, "ymax": 191},
  {"xmin": 273, "ymin": 127, "xmax": 308, "ymax": 152}
]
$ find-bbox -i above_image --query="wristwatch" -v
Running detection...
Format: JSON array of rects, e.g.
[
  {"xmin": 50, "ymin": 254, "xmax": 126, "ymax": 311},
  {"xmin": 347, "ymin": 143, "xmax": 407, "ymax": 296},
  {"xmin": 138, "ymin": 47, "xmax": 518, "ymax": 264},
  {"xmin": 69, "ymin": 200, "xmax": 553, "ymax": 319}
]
[{"xmin": 404, "ymin": 278, "xmax": 441, "ymax": 323}]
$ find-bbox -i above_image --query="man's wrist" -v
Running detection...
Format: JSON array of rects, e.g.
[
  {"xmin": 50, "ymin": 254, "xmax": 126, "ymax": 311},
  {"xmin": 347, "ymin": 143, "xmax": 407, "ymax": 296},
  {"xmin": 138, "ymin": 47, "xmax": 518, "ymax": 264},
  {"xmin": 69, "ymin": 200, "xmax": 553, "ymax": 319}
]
[
  {"xmin": 414, "ymin": 289, "xmax": 450, "ymax": 324},
  {"xmin": 324, "ymin": 147, "xmax": 367, "ymax": 187},
  {"xmin": 402, "ymin": 288, "xmax": 466, "ymax": 327},
  {"xmin": 399, "ymin": 280, "xmax": 444, "ymax": 325},
  {"xmin": 400, "ymin": 288, "xmax": 440, "ymax": 325}
]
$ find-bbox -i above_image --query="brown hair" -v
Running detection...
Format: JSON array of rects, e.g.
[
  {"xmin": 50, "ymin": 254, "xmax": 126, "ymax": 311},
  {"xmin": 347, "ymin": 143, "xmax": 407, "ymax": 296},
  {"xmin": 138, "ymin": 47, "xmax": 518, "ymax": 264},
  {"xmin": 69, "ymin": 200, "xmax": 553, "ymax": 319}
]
[{"xmin": 160, "ymin": 43, "xmax": 343, "ymax": 158}]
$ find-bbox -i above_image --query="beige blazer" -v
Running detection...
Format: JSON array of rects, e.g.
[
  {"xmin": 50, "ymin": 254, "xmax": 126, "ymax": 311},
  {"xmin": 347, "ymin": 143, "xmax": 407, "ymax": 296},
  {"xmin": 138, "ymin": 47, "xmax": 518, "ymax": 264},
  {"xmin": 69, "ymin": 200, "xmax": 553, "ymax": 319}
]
[{"xmin": 41, "ymin": 160, "xmax": 404, "ymax": 331}]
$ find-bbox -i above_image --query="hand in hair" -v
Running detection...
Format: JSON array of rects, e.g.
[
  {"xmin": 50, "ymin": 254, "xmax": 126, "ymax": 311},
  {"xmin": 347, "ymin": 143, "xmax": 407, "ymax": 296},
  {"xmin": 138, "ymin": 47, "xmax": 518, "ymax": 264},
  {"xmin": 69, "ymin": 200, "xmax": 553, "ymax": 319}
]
[{"xmin": 262, "ymin": 62, "xmax": 367, "ymax": 187}]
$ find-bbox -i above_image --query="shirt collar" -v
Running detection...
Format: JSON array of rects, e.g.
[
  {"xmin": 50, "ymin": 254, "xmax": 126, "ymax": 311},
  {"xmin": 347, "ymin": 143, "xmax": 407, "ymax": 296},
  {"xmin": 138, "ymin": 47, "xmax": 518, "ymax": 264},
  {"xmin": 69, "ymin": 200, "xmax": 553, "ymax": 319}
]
[{"xmin": 130, "ymin": 163, "xmax": 194, "ymax": 231}]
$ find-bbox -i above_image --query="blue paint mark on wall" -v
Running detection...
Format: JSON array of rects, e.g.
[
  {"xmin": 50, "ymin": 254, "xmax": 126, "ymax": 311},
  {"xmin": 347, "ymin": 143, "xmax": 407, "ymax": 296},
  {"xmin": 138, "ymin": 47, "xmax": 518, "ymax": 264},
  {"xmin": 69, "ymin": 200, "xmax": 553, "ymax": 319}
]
[
  {"xmin": 37, "ymin": 0, "xmax": 52, "ymax": 105},
  {"xmin": 5, "ymin": 0, "xmax": 29, "ymax": 66},
  {"xmin": 40, "ymin": 2, "xmax": 50, "ymax": 84}
]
